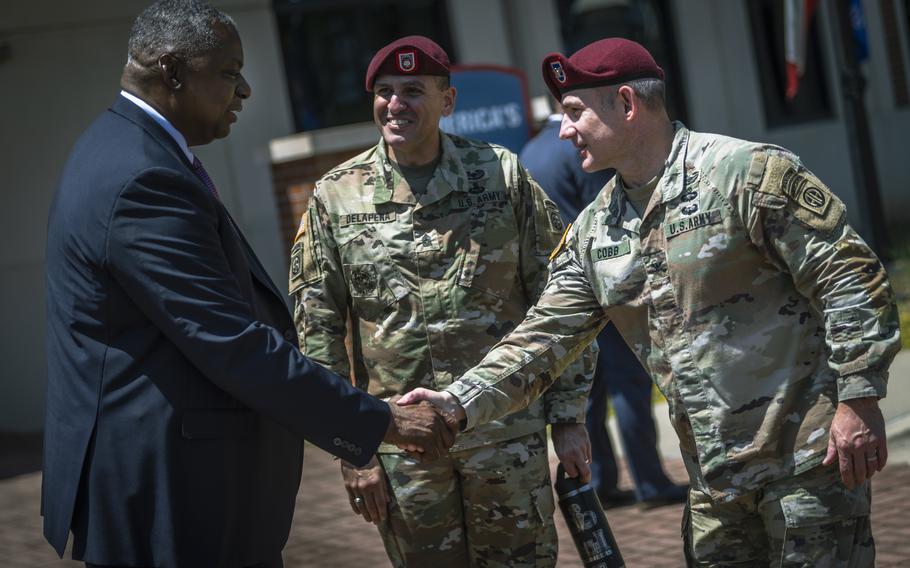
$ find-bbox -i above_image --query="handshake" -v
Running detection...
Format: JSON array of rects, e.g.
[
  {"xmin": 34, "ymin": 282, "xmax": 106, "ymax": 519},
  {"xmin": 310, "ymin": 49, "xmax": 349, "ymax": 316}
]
[{"xmin": 381, "ymin": 388, "xmax": 467, "ymax": 459}]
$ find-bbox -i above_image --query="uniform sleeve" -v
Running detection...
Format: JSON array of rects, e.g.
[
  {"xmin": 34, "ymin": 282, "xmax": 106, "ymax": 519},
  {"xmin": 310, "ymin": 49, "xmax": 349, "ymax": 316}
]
[
  {"xmin": 446, "ymin": 224, "xmax": 607, "ymax": 431},
  {"xmin": 737, "ymin": 150, "xmax": 900, "ymax": 401},
  {"xmin": 514, "ymin": 163, "xmax": 597, "ymax": 423},
  {"xmin": 290, "ymin": 192, "xmax": 354, "ymax": 384}
]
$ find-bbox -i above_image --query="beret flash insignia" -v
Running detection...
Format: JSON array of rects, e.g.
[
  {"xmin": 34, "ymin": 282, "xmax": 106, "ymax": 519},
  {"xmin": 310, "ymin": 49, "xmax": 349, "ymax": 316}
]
[
  {"xmin": 397, "ymin": 50, "xmax": 416, "ymax": 73},
  {"xmin": 550, "ymin": 61, "xmax": 566, "ymax": 83}
]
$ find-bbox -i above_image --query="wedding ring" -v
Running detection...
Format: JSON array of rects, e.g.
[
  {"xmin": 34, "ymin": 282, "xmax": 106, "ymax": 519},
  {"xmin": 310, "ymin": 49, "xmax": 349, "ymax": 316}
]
[
  {"xmin": 353, "ymin": 496, "xmax": 364, "ymax": 505},
  {"xmin": 866, "ymin": 456, "xmax": 878, "ymax": 462}
]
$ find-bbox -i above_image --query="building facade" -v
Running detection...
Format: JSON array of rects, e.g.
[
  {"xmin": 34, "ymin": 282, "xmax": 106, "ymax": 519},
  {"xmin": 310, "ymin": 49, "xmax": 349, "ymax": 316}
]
[{"xmin": 2, "ymin": 0, "xmax": 909, "ymax": 430}]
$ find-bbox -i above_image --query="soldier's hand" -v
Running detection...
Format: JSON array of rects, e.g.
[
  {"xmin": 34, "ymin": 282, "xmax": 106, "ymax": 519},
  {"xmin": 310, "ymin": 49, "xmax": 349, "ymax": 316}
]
[
  {"xmin": 823, "ymin": 396, "xmax": 887, "ymax": 489},
  {"xmin": 384, "ymin": 395, "xmax": 456, "ymax": 459},
  {"xmin": 551, "ymin": 422, "xmax": 592, "ymax": 483},
  {"xmin": 397, "ymin": 388, "xmax": 467, "ymax": 426},
  {"xmin": 341, "ymin": 456, "xmax": 390, "ymax": 524}
]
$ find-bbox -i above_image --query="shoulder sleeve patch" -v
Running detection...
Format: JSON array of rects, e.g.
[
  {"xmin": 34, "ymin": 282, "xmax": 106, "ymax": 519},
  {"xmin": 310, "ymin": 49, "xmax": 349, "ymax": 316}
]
[
  {"xmin": 289, "ymin": 208, "xmax": 324, "ymax": 294},
  {"xmin": 751, "ymin": 153, "xmax": 845, "ymax": 234},
  {"xmin": 544, "ymin": 199, "xmax": 565, "ymax": 233}
]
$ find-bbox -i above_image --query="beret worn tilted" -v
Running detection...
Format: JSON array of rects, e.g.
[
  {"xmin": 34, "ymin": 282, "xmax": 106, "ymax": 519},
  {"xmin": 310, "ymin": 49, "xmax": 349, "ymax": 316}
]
[
  {"xmin": 542, "ymin": 37, "xmax": 664, "ymax": 100},
  {"xmin": 365, "ymin": 35, "xmax": 451, "ymax": 91}
]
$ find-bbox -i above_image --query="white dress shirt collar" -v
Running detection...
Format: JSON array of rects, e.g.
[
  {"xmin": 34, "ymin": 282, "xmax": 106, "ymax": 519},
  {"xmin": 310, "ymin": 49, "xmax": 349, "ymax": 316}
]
[{"xmin": 120, "ymin": 90, "xmax": 195, "ymax": 163}]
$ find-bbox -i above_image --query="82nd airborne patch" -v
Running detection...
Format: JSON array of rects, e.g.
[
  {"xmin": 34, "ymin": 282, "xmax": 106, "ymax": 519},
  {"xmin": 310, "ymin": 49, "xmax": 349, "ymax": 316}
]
[
  {"xmin": 753, "ymin": 153, "xmax": 845, "ymax": 234},
  {"xmin": 544, "ymin": 199, "xmax": 564, "ymax": 233},
  {"xmin": 290, "ymin": 242, "xmax": 303, "ymax": 279},
  {"xmin": 781, "ymin": 167, "xmax": 830, "ymax": 217}
]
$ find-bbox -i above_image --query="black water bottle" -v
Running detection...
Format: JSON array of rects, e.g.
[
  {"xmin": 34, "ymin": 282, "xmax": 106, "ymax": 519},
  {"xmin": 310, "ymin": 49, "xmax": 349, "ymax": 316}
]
[{"xmin": 554, "ymin": 463, "xmax": 625, "ymax": 568}]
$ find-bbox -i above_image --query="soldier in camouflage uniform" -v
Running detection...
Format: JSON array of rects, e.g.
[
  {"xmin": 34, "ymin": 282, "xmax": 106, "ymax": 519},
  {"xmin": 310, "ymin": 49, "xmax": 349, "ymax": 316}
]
[
  {"xmin": 289, "ymin": 36, "xmax": 596, "ymax": 567},
  {"xmin": 403, "ymin": 38, "xmax": 900, "ymax": 566}
]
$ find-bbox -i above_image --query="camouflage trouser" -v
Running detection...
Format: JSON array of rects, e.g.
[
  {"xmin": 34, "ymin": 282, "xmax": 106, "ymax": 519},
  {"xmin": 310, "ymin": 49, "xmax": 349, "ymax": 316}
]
[
  {"xmin": 376, "ymin": 430, "xmax": 557, "ymax": 568},
  {"xmin": 682, "ymin": 463, "xmax": 873, "ymax": 567}
]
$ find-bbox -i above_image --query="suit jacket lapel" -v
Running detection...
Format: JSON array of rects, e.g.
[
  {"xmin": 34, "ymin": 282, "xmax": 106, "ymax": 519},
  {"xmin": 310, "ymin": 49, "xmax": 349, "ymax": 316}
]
[
  {"xmin": 221, "ymin": 208, "xmax": 286, "ymax": 302},
  {"xmin": 109, "ymin": 96, "xmax": 193, "ymax": 170},
  {"xmin": 111, "ymin": 96, "xmax": 287, "ymax": 306}
]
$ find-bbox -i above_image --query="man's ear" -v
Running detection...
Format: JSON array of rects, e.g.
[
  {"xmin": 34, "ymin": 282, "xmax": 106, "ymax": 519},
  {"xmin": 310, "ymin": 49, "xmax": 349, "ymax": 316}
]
[
  {"xmin": 440, "ymin": 86, "xmax": 457, "ymax": 118},
  {"xmin": 617, "ymin": 85, "xmax": 635, "ymax": 119},
  {"xmin": 158, "ymin": 53, "xmax": 182, "ymax": 90}
]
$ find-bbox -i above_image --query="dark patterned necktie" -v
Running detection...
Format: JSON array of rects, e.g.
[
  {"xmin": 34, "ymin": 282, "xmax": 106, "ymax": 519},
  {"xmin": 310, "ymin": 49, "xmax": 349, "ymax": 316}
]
[{"xmin": 192, "ymin": 156, "xmax": 221, "ymax": 201}]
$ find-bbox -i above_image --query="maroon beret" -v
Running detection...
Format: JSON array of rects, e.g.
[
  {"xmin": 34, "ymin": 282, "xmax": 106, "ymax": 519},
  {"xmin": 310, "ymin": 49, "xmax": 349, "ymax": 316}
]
[
  {"xmin": 542, "ymin": 38, "xmax": 664, "ymax": 100},
  {"xmin": 365, "ymin": 35, "xmax": 451, "ymax": 91}
]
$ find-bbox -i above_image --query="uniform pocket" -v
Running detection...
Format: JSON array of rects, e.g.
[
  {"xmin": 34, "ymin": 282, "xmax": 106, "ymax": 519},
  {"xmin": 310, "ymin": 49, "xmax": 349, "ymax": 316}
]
[
  {"xmin": 780, "ymin": 484, "xmax": 870, "ymax": 528},
  {"xmin": 458, "ymin": 206, "xmax": 519, "ymax": 300},
  {"xmin": 340, "ymin": 226, "xmax": 409, "ymax": 318}
]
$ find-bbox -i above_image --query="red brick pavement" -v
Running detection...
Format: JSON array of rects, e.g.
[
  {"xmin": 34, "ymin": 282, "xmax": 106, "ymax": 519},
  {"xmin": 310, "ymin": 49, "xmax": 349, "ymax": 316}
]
[{"xmin": 4, "ymin": 445, "xmax": 910, "ymax": 567}]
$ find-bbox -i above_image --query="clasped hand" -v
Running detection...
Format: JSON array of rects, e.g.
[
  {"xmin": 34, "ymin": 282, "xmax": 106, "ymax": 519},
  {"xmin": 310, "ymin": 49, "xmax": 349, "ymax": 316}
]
[
  {"xmin": 394, "ymin": 389, "xmax": 593, "ymax": 483},
  {"xmin": 383, "ymin": 395, "xmax": 458, "ymax": 460}
]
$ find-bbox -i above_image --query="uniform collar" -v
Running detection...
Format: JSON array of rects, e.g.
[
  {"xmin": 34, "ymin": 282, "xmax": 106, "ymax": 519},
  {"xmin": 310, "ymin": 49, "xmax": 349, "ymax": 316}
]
[
  {"xmin": 600, "ymin": 178, "xmax": 643, "ymax": 234},
  {"xmin": 371, "ymin": 131, "xmax": 468, "ymax": 207},
  {"xmin": 599, "ymin": 122, "xmax": 689, "ymax": 231},
  {"xmin": 658, "ymin": 121, "xmax": 690, "ymax": 204}
]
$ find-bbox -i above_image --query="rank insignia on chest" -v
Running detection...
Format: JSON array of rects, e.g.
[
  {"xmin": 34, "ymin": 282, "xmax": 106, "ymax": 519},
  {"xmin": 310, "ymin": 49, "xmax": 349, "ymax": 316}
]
[
  {"xmin": 663, "ymin": 208, "xmax": 722, "ymax": 238},
  {"xmin": 347, "ymin": 264, "xmax": 380, "ymax": 297},
  {"xmin": 592, "ymin": 238, "xmax": 632, "ymax": 262}
]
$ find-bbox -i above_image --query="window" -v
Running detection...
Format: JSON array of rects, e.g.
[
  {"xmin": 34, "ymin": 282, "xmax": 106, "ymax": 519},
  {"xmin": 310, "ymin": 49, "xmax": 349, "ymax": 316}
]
[
  {"xmin": 747, "ymin": 0, "xmax": 833, "ymax": 128},
  {"xmin": 554, "ymin": 0, "xmax": 688, "ymax": 123},
  {"xmin": 273, "ymin": 0, "xmax": 453, "ymax": 131}
]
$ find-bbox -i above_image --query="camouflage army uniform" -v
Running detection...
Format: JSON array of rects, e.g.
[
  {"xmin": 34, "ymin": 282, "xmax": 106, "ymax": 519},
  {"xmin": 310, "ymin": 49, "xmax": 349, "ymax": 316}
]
[
  {"xmin": 446, "ymin": 123, "xmax": 899, "ymax": 566},
  {"xmin": 290, "ymin": 132, "xmax": 595, "ymax": 567}
]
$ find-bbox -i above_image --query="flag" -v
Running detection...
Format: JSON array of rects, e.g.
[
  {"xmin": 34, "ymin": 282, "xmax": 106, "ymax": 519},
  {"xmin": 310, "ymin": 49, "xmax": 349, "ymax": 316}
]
[{"xmin": 784, "ymin": 0, "xmax": 819, "ymax": 100}]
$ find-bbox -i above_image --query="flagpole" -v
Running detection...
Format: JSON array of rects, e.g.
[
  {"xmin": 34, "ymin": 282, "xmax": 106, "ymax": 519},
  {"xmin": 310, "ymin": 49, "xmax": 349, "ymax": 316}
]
[{"xmin": 828, "ymin": 0, "xmax": 890, "ymax": 258}]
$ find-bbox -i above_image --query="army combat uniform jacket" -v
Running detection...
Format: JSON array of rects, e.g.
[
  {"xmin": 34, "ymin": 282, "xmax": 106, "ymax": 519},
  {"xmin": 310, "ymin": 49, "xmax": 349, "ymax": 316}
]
[
  {"xmin": 446, "ymin": 124, "xmax": 900, "ymax": 500},
  {"xmin": 291, "ymin": 132, "xmax": 594, "ymax": 453}
]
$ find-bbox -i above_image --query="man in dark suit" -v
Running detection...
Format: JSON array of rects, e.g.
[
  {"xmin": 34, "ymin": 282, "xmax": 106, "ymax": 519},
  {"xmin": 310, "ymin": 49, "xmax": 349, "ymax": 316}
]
[{"xmin": 43, "ymin": 2, "xmax": 453, "ymax": 566}]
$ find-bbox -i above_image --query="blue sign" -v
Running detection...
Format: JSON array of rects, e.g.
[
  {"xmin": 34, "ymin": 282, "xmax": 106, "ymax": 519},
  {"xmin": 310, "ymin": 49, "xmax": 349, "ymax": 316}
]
[{"xmin": 439, "ymin": 65, "xmax": 532, "ymax": 153}]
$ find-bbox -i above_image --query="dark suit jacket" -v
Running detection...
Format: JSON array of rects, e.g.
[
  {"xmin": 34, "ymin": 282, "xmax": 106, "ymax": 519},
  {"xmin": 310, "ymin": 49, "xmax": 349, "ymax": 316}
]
[{"xmin": 43, "ymin": 96, "xmax": 390, "ymax": 567}]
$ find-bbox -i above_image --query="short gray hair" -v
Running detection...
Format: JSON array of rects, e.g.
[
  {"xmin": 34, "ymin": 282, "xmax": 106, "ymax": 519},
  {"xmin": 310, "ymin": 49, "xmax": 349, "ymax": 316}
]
[
  {"xmin": 600, "ymin": 78, "xmax": 666, "ymax": 111},
  {"xmin": 127, "ymin": 0, "xmax": 235, "ymax": 63}
]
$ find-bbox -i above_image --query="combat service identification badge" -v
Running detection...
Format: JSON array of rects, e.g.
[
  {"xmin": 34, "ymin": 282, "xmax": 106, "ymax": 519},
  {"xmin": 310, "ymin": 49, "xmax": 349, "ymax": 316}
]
[
  {"xmin": 550, "ymin": 61, "xmax": 566, "ymax": 83},
  {"xmin": 397, "ymin": 51, "xmax": 417, "ymax": 73},
  {"xmin": 347, "ymin": 264, "xmax": 380, "ymax": 298}
]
